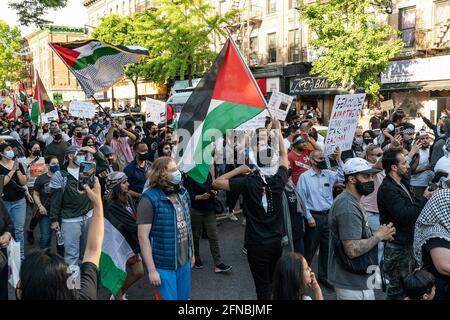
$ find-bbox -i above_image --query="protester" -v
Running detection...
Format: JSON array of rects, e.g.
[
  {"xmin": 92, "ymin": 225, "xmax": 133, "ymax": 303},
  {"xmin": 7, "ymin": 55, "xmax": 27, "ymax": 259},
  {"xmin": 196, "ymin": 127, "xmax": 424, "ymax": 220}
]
[
  {"xmin": 410, "ymin": 131, "xmax": 434, "ymax": 198},
  {"xmin": 70, "ymin": 125, "xmax": 85, "ymax": 147},
  {"xmin": 414, "ymin": 189, "xmax": 450, "ymax": 300},
  {"xmin": 213, "ymin": 119, "xmax": 289, "ymax": 300},
  {"xmin": 362, "ymin": 130, "xmax": 375, "ymax": 151},
  {"xmin": 124, "ymin": 141, "xmax": 152, "ymax": 201},
  {"xmin": 137, "ymin": 157, "xmax": 194, "ymax": 300},
  {"xmin": 32, "ymin": 156, "xmax": 60, "ymax": 249},
  {"xmin": 283, "ymin": 176, "xmax": 306, "ymax": 255},
  {"xmin": 297, "ymin": 148, "xmax": 343, "ymax": 289},
  {"xmin": 272, "ymin": 252, "xmax": 323, "ymax": 300},
  {"xmin": 143, "ymin": 122, "xmax": 162, "ymax": 162},
  {"xmin": 369, "ymin": 110, "xmax": 382, "ymax": 131},
  {"xmin": 403, "ymin": 269, "xmax": 436, "ymax": 300},
  {"xmin": 328, "ymin": 157, "xmax": 396, "ymax": 300},
  {"xmin": 434, "ymin": 137, "xmax": 450, "ymax": 189},
  {"xmin": 157, "ymin": 142, "xmax": 173, "ymax": 158},
  {"xmin": 104, "ymin": 172, "xmax": 144, "ymax": 300},
  {"xmin": 378, "ymin": 148, "xmax": 434, "ymax": 300},
  {"xmin": 288, "ymin": 134, "xmax": 321, "ymax": 186},
  {"xmin": 44, "ymin": 126, "xmax": 70, "ymax": 165},
  {"xmin": 185, "ymin": 164, "xmax": 232, "ymax": 273},
  {"xmin": 49, "ymin": 145, "xmax": 93, "ymax": 266},
  {"xmin": 37, "ymin": 120, "xmax": 70, "ymax": 146},
  {"xmin": 0, "ymin": 199, "xmax": 14, "ymax": 300},
  {"xmin": 0, "ymin": 143, "xmax": 28, "ymax": 261},
  {"xmin": 16, "ymin": 177, "xmax": 104, "ymax": 300},
  {"xmin": 106, "ymin": 120, "xmax": 137, "ymax": 171}
]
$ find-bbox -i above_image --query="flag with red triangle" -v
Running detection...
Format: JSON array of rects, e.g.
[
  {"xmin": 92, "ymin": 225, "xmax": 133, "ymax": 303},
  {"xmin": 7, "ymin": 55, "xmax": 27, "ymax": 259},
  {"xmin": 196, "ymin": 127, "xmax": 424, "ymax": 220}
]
[
  {"xmin": 31, "ymin": 70, "xmax": 55, "ymax": 125},
  {"xmin": 17, "ymin": 83, "xmax": 30, "ymax": 111},
  {"xmin": 176, "ymin": 38, "xmax": 268, "ymax": 183}
]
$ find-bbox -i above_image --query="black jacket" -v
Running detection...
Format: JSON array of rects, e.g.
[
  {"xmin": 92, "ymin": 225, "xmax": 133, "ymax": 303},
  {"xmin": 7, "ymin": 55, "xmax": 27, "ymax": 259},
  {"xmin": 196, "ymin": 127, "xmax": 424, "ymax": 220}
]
[
  {"xmin": 377, "ymin": 175, "xmax": 427, "ymax": 246},
  {"xmin": 0, "ymin": 199, "xmax": 14, "ymax": 238},
  {"xmin": 185, "ymin": 174, "xmax": 215, "ymax": 212}
]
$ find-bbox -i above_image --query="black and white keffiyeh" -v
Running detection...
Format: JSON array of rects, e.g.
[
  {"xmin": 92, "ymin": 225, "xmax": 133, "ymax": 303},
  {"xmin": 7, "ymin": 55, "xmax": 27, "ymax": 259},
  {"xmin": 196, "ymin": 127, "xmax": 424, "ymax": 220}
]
[{"xmin": 413, "ymin": 189, "xmax": 450, "ymax": 266}]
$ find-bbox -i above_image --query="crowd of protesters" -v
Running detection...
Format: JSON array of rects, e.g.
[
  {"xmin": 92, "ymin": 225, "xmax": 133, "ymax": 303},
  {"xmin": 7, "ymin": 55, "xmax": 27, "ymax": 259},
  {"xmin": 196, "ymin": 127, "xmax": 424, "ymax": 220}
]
[{"xmin": 0, "ymin": 103, "xmax": 449, "ymax": 301}]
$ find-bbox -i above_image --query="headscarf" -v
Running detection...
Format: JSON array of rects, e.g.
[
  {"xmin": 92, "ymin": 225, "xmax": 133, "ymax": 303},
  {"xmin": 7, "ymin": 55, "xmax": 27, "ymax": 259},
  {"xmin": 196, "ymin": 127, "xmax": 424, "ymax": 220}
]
[
  {"xmin": 413, "ymin": 189, "xmax": 450, "ymax": 267},
  {"xmin": 105, "ymin": 171, "xmax": 127, "ymax": 194}
]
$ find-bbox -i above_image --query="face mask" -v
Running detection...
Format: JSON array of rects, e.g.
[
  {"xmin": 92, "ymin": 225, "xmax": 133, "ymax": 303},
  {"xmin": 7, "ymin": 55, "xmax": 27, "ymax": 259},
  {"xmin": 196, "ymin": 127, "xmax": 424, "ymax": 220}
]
[
  {"xmin": 354, "ymin": 137, "xmax": 364, "ymax": 145},
  {"xmin": 151, "ymin": 130, "xmax": 158, "ymax": 135},
  {"xmin": 74, "ymin": 155, "xmax": 85, "ymax": 166},
  {"xmin": 375, "ymin": 156, "xmax": 382, "ymax": 163},
  {"xmin": 54, "ymin": 134, "xmax": 62, "ymax": 141},
  {"xmin": 169, "ymin": 170, "xmax": 182, "ymax": 185},
  {"xmin": 315, "ymin": 160, "xmax": 328, "ymax": 170},
  {"xmin": 76, "ymin": 132, "xmax": 83, "ymax": 138},
  {"xmin": 4, "ymin": 150, "xmax": 14, "ymax": 160},
  {"xmin": 32, "ymin": 150, "xmax": 41, "ymax": 157},
  {"xmin": 49, "ymin": 164, "xmax": 60, "ymax": 173},
  {"xmin": 364, "ymin": 138, "xmax": 373, "ymax": 145},
  {"xmin": 139, "ymin": 152, "xmax": 149, "ymax": 161},
  {"xmin": 43, "ymin": 128, "xmax": 49, "ymax": 133},
  {"xmin": 126, "ymin": 123, "xmax": 132, "ymax": 129},
  {"xmin": 82, "ymin": 129, "xmax": 89, "ymax": 135},
  {"xmin": 355, "ymin": 179, "xmax": 375, "ymax": 196}
]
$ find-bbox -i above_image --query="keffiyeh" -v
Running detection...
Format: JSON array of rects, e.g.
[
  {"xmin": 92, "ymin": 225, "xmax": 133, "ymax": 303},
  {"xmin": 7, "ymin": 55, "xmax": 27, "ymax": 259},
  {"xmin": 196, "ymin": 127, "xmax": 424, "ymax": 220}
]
[{"xmin": 413, "ymin": 189, "xmax": 450, "ymax": 267}]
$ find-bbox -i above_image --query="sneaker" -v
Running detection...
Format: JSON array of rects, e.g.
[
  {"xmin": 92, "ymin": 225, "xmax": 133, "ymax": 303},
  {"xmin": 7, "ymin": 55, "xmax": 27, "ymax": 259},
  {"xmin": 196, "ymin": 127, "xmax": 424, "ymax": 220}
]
[
  {"xmin": 242, "ymin": 247, "xmax": 247, "ymax": 255},
  {"xmin": 228, "ymin": 212, "xmax": 238, "ymax": 221},
  {"xmin": 194, "ymin": 259, "xmax": 204, "ymax": 269},
  {"xmin": 215, "ymin": 263, "xmax": 232, "ymax": 273},
  {"xmin": 110, "ymin": 293, "xmax": 128, "ymax": 300},
  {"xmin": 27, "ymin": 229, "xmax": 35, "ymax": 245}
]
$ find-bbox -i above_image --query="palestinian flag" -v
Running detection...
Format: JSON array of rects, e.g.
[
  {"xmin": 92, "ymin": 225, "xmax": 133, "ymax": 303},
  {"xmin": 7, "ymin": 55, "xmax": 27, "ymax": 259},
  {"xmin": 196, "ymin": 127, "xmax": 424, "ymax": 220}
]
[
  {"xmin": 18, "ymin": 83, "xmax": 30, "ymax": 111},
  {"xmin": 31, "ymin": 70, "xmax": 55, "ymax": 125},
  {"xmin": 176, "ymin": 38, "xmax": 267, "ymax": 183},
  {"xmin": 49, "ymin": 39, "xmax": 149, "ymax": 96}
]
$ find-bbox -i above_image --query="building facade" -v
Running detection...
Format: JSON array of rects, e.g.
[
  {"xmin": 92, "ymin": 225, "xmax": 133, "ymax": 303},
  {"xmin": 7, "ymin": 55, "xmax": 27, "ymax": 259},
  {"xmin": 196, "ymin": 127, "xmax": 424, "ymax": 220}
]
[
  {"xmin": 24, "ymin": 25, "xmax": 88, "ymax": 105},
  {"xmin": 381, "ymin": 0, "xmax": 450, "ymax": 126}
]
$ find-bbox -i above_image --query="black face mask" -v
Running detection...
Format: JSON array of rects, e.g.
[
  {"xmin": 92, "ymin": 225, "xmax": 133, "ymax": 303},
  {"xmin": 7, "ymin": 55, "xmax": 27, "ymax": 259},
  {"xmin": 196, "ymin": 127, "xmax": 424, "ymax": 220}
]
[
  {"xmin": 364, "ymin": 138, "xmax": 373, "ymax": 145},
  {"xmin": 126, "ymin": 123, "xmax": 132, "ymax": 129},
  {"xmin": 315, "ymin": 160, "xmax": 328, "ymax": 170},
  {"xmin": 355, "ymin": 179, "xmax": 375, "ymax": 196},
  {"xmin": 32, "ymin": 150, "xmax": 41, "ymax": 157},
  {"xmin": 54, "ymin": 134, "xmax": 62, "ymax": 141},
  {"xmin": 151, "ymin": 130, "xmax": 158, "ymax": 135},
  {"xmin": 76, "ymin": 132, "xmax": 82, "ymax": 138}
]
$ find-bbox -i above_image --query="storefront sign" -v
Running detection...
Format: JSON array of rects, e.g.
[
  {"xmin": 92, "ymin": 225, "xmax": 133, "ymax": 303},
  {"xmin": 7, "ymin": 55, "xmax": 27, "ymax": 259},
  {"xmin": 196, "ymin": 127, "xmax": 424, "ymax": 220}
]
[
  {"xmin": 290, "ymin": 77, "xmax": 333, "ymax": 95},
  {"xmin": 381, "ymin": 55, "xmax": 450, "ymax": 84}
]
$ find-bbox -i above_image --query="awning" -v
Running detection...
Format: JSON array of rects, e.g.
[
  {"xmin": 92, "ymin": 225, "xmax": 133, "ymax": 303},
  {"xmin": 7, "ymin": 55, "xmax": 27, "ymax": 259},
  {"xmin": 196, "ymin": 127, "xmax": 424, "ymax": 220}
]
[{"xmin": 381, "ymin": 80, "xmax": 450, "ymax": 92}]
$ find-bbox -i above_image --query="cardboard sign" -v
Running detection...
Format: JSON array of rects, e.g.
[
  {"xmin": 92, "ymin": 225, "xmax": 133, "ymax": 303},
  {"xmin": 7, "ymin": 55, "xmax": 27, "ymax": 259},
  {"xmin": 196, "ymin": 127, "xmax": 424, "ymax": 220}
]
[
  {"xmin": 145, "ymin": 98, "xmax": 166, "ymax": 124},
  {"xmin": 267, "ymin": 91, "xmax": 294, "ymax": 121},
  {"xmin": 380, "ymin": 99, "xmax": 394, "ymax": 111},
  {"xmin": 324, "ymin": 93, "xmax": 366, "ymax": 155},
  {"xmin": 69, "ymin": 101, "xmax": 96, "ymax": 119}
]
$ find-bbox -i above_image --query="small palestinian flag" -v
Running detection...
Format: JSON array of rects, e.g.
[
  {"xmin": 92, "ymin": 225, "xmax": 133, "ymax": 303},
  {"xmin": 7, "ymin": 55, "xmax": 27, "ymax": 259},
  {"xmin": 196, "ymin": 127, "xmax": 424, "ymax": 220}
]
[
  {"xmin": 31, "ymin": 70, "xmax": 55, "ymax": 125},
  {"xmin": 18, "ymin": 83, "xmax": 30, "ymax": 111},
  {"xmin": 176, "ymin": 38, "xmax": 267, "ymax": 183},
  {"xmin": 49, "ymin": 39, "xmax": 149, "ymax": 96}
]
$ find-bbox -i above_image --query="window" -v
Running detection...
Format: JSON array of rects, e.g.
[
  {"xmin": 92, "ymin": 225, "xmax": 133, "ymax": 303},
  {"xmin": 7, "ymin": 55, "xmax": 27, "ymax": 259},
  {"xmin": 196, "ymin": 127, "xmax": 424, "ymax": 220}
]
[
  {"xmin": 250, "ymin": 36, "xmax": 258, "ymax": 54},
  {"xmin": 434, "ymin": 1, "xmax": 450, "ymax": 41},
  {"xmin": 288, "ymin": 29, "xmax": 299, "ymax": 62},
  {"xmin": 399, "ymin": 7, "xmax": 416, "ymax": 48},
  {"xmin": 267, "ymin": 33, "xmax": 277, "ymax": 63},
  {"xmin": 267, "ymin": 0, "xmax": 276, "ymax": 14},
  {"xmin": 289, "ymin": 0, "xmax": 298, "ymax": 9}
]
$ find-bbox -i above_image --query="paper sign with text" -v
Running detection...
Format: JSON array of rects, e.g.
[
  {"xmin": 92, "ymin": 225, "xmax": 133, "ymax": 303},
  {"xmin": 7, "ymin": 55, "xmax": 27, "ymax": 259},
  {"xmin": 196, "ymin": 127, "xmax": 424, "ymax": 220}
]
[
  {"xmin": 267, "ymin": 92, "xmax": 294, "ymax": 121},
  {"xmin": 145, "ymin": 98, "xmax": 166, "ymax": 124},
  {"xmin": 69, "ymin": 101, "xmax": 96, "ymax": 119},
  {"xmin": 41, "ymin": 109, "xmax": 59, "ymax": 124},
  {"xmin": 324, "ymin": 93, "xmax": 366, "ymax": 155}
]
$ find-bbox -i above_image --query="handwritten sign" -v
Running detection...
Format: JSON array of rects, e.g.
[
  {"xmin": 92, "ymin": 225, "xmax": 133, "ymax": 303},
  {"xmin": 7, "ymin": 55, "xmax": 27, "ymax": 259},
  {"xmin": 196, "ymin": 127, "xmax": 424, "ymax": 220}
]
[
  {"xmin": 324, "ymin": 93, "xmax": 366, "ymax": 155},
  {"xmin": 41, "ymin": 109, "xmax": 59, "ymax": 124},
  {"xmin": 380, "ymin": 99, "xmax": 394, "ymax": 111},
  {"xmin": 267, "ymin": 91, "xmax": 294, "ymax": 121},
  {"xmin": 145, "ymin": 98, "xmax": 166, "ymax": 124},
  {"xmin": 69, "ymin": 101, "xmax": 96, "ymax": 119}
]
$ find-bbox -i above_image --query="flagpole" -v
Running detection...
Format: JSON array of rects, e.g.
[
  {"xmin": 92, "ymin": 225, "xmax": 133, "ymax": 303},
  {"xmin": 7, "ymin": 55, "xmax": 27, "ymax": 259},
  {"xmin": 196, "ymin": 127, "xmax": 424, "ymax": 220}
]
[
  {"xmin": 223, "ymin": 28, "xmax": 274, "ymax": 120},
  {"xmin": 90, "ymin": 94, "xmax": 113, "ymax": 120}
]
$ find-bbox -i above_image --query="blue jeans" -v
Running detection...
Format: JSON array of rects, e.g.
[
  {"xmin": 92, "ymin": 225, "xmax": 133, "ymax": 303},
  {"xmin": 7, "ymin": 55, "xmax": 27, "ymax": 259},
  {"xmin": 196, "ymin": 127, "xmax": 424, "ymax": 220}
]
[
  {"xmin": 4, "ymin": 198, "xmax": 27, "ymax": 261},
  {"xmin": 367, "ymin": 211, "xmax": 384, "ymax": 263},
  {"xmin": 61, "ymin": 215, "xmax": 92, "ymax": 266},
  {"xmin": 39, "ymin": 215, "xmax": 52, "ymax": 249}
]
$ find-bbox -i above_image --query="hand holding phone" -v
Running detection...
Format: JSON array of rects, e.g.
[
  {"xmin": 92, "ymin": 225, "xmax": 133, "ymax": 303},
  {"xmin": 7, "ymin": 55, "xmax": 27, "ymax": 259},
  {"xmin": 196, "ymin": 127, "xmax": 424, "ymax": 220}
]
[{"xmin": 78, "ymin": 161, "xmax": 96, "ymax": 192}]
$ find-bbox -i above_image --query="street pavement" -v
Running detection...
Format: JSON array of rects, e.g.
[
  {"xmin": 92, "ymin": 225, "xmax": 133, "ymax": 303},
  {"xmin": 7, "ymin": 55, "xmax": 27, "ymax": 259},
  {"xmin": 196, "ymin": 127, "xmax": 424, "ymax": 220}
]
[{"xmin": 11, "ymin": 209, "xmax": 385, "ymax": 300}]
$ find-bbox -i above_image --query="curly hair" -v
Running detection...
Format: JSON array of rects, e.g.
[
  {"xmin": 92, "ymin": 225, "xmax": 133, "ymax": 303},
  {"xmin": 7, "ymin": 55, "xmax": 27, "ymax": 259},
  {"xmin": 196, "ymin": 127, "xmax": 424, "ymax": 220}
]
[{"xmin": 147, "ymin": 156, "xmax": 175, "ymax": 189}]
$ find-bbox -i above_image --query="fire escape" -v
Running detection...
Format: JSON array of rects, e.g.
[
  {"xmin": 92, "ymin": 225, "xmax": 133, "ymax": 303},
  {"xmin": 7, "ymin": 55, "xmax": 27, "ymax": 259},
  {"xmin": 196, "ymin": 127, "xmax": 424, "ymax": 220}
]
[{"xmin": 228, "ymin": 0, "xmax": 262, "ymax": 67}]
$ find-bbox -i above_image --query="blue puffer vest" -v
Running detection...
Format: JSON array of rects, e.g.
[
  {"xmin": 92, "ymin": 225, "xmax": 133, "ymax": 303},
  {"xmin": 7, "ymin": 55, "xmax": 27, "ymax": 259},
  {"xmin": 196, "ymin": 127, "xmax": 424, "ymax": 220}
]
[{"xmin": 142, "ymin": 186, "xmax": 192, "ymax": 270}]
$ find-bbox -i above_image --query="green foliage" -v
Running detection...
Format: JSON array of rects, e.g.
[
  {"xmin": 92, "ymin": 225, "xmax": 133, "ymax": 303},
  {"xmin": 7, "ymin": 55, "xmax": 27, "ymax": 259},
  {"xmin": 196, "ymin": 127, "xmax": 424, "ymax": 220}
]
[
  {"xmin": 301, "ymin": 0, "xmax": 403, "ymax": 98},
  {"xmin": 8, "ymin": 0, "xmax": 68, "ymax": 27},
  {"xmin": 0, "ymin": 20, "xmax": 25, "ymax": 89}
]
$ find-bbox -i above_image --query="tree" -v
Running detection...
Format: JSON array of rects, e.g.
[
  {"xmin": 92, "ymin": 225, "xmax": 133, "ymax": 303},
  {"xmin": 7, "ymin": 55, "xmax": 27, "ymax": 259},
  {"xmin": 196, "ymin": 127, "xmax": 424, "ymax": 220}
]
[
  {"xmin": 134, "ymin": 0, "xmax": 238, "ymax": 86},
  {"xmin": 0, "ymin": 20, "xmax": 25, "ymax": 90},
  {"xmin": 8, "ymin": 0, "xmax": 68, "ymax": 27},
  {"xmin": 91, "ymin": 14, "xmax": 151, "ymax": 105},
  {"xmin": 301, "ymin": 0, "xmax": 403, "ymax": 98}
]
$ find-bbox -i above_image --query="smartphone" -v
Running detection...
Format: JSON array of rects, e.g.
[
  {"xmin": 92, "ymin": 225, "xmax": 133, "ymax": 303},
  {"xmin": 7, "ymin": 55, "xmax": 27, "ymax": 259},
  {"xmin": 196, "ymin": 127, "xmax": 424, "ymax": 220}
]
[
  {"xmin": 428, "ymin": 182, "xmax": 438, "ymax": 192},
  {"xmin": 78, "ymin": 161, "xmax": 96, "ymax": 192}
]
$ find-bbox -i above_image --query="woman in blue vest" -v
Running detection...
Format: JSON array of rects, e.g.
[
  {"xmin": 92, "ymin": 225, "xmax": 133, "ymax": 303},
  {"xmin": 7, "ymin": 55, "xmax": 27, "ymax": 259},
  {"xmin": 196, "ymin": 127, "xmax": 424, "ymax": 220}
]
[{"xmin": 137, "ymin": 157, "xmax": 194, "ymax": 300}]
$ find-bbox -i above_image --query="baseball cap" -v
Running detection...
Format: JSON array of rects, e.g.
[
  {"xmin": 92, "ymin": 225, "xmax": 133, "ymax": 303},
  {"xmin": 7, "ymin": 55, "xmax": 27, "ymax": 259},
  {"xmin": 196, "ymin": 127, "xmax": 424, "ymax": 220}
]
[
  {"xmin": 50, "ymin": 126, "xmax": 61, "ymax": 134},
  {"xmin": 99, "ymin": 145, "xmax": 113, "ymax": 156},
  {"xmin": 343, "ymin": 158, "xmax": 380, "ymax": 176},
  {"xmin": 65, "ymin": 145, "xmax": 80, "ymax": 155},
  {"xmin": 0, "ymin": 143, "xmax": 11, "ymax": 153}
]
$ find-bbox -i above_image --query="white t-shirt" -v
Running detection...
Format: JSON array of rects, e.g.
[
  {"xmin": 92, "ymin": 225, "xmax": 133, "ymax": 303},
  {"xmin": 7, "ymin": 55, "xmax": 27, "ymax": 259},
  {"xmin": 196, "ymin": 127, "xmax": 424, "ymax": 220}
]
[
  {"xmin": 434, "ymin": 155, "xmax": 450, "ymax": 189},
  {"xmin": 410, "ymin": 148, "xmax": 433, "ymax": 187}
]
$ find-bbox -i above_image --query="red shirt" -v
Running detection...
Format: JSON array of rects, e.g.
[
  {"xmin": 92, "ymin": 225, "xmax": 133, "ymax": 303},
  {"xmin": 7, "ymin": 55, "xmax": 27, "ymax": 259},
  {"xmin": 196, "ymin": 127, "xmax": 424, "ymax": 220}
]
[{"xmin": 288, "ymin": 149, "xmax": 313, "ymax": 186}]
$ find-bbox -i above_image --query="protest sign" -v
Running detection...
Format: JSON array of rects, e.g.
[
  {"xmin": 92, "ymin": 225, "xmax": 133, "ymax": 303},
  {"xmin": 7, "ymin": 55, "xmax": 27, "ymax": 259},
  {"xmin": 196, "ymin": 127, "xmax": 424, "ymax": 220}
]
[
  {"xmin": 324, "ymin": 93, "xmax": 366, "ymax": 156},
  {"xmin": 40, "ymin": 109, "xmax": 59, "ymax": 124},
  {"xmin": 69, "ymin": 101, "xmax": 96, "ymax": 119},
  {"xmin": 267, "ymin": 92, "xmax": 294, "ymax": 121},
  {"xmin": 145, "ymin": 98, "xmax": 166, "ymax": 124},
  {"xmin": 380, "ymin": 99, "xmax": 394, "ymax": 111},
  {"xmin": 236, "ymin": 109, "xmax": 269, "ymax": 130}
]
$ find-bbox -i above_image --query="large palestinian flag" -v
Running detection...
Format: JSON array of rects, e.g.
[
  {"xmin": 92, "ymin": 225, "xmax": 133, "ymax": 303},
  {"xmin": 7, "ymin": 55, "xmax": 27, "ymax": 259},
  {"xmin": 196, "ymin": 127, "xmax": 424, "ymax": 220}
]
[
  {"xmin": 31, "ymin": 70, "xmax": 55, "ymax": 125},
  {"xmin": 176, "ymin": 39, "xmax": 267, "ymax": 183},
  {"xmin": 49, "ymin": 39, "xmax": 149, "ymax": 96}
]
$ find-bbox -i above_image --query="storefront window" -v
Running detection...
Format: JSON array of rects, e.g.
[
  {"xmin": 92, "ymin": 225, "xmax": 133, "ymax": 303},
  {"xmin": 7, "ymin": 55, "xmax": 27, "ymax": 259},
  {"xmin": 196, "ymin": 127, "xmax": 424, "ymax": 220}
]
[{"xmin": 399, "ymin": 6, "xmax": 416, "ymax": 48}]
